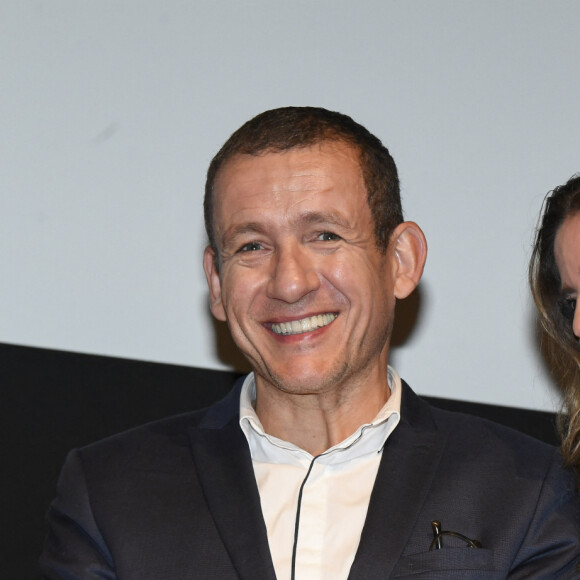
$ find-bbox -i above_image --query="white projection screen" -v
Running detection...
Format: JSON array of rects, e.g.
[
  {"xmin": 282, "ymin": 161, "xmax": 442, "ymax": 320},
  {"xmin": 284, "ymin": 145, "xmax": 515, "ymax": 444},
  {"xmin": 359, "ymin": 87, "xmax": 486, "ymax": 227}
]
[{"xmin": 3, "ymin": 1, "xmax": 580, "ymax": 411}]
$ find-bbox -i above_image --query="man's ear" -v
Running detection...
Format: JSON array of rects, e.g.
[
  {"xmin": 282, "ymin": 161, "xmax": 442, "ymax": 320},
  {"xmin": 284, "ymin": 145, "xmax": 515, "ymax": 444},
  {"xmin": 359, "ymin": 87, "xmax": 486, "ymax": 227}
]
[
  {"xmin": 203, "ymin": 246, "xmax": 227, "ymax": 322},
  {"xmin": 390, "ymin": 221, "xmax": 427, "ymax": 299}
]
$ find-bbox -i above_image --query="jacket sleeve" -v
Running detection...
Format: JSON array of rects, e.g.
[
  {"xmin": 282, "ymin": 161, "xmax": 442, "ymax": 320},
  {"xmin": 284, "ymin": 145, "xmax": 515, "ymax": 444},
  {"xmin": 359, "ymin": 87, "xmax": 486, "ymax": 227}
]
[
  {"xmin": 509, "ymin": 449, "xmax": 580, "ymax": 578},
  {"xmin": 39, "ymin": 449, "xmax": 116, "ymax": 580}
]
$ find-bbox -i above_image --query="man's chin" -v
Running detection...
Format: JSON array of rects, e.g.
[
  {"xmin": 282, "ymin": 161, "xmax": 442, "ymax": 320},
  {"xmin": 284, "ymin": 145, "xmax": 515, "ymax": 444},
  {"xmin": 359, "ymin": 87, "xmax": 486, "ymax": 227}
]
[{"xmin": 256, "ymin": 362, "xmax": 350, "ymax": 396}]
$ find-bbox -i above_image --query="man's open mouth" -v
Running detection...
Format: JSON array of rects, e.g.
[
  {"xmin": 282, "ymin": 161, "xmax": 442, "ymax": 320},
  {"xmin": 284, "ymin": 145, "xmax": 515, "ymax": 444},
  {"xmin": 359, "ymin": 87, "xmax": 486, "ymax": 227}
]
[{"xmin": 270, "ymin": 313, "xmax": 337, "ymax": 336}]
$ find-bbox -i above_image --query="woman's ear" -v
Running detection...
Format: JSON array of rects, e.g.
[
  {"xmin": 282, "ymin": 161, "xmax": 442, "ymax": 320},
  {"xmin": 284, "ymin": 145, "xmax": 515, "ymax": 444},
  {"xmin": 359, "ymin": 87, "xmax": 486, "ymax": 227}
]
[
  {"xmin": 390, "ymin": 221, "xmax": 428, "ymax": 299},
  {"xmin": 203, "ymin": 246, "xmax": 227, "ymax": 321}
]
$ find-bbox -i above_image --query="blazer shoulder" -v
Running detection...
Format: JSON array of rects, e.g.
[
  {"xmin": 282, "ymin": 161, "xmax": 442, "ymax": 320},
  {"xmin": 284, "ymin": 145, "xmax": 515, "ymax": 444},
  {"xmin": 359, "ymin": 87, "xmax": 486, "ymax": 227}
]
[
  {"xmin": 76, "ymin": 376, "xmax": 245, "ymax": 469},
  {"xmin": 400, "ymin": 380, "xmax": 563, "ymax": 477},
  {"xmin": 431, "ymin": 401, "xmax": 555, "ymax": 448}
]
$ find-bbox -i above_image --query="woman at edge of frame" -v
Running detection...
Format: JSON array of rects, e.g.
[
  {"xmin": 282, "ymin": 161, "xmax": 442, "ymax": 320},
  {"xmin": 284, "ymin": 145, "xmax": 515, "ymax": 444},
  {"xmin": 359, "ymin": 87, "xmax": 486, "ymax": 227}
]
[{"xmin": 530, "ymin": 173, "xmax": 580, "ymax": 489}]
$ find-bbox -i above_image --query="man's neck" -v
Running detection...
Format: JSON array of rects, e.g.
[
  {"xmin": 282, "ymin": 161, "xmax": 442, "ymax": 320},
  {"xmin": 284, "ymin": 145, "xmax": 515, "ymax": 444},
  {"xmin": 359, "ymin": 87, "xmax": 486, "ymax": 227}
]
[{"xmin": 253, "ymin": 372, "xmax": 391, "ymax": 456}]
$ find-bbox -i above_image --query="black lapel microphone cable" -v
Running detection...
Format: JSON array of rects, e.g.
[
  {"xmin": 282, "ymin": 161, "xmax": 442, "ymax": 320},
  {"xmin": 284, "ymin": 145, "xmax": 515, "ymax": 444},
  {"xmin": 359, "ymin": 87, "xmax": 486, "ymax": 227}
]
[{"xmin": 290, "ymin": 454, "xmax": 321, "ymax": 580}]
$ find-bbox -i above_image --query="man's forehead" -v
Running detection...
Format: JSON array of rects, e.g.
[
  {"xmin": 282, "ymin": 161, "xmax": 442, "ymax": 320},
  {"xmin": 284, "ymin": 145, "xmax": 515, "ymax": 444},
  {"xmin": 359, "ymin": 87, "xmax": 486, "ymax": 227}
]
[
  {"xmin": 215, "ymin": 140, "xmax": 362, "ymax": 183},
  {"xmin": 213, "ymin": 143, "xmax": 365, "ymax": 208},
  {"xmin": 211, "ymin": 142, "xmax": 372, "ymax": 243}
]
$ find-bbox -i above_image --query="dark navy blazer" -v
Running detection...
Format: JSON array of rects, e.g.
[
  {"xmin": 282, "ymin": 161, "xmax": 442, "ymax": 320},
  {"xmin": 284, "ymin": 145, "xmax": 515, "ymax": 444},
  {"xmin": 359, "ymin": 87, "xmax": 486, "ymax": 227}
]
[{"xmin": 40, "ymin": 379, "xmax": 580, "ymax": 579}]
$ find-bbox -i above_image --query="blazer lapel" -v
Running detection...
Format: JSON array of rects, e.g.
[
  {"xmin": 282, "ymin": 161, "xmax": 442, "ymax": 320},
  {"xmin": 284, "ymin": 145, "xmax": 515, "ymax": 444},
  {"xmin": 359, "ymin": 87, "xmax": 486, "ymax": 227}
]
[
  {"xmin": 348, "ymin": 382, "xmax": 448, "ymax": 580},
  {"xmin": 189, "ymin": 381, "xmax": 277, "ymax": 580}
]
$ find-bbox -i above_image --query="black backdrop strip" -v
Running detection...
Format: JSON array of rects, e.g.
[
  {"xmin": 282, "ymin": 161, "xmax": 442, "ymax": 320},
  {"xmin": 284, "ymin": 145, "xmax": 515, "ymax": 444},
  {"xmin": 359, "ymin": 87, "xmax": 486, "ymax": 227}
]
[{"xmin": 0, "ymin": 342, "xmax": 558, "ymax": 579}]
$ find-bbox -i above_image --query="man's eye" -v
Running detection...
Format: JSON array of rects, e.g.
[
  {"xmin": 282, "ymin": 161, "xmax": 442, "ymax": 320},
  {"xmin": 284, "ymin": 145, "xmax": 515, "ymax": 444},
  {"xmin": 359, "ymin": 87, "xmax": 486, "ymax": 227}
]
[
  {"xmin": 317, "ymin": 232, "xmax": 340, "ymax": 241},
  {"xmin": 238, "ymin": 241, "xmax": 263, "ymax": 252}
]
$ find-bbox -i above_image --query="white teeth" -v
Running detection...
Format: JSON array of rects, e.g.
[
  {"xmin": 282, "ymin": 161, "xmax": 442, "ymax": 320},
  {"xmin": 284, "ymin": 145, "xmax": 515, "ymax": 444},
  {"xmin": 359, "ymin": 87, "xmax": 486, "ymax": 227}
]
[{"xmin": 271, "ymin": 313, "xmax": 337, "ymax": 336}]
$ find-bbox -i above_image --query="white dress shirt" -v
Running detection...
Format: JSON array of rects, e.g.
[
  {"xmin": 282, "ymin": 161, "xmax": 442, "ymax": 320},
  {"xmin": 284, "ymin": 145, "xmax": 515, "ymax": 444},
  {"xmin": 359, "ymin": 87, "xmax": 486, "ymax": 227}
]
[{"xmin": 239, "ymin": 367, "xmax": 402, "ymax": 580}]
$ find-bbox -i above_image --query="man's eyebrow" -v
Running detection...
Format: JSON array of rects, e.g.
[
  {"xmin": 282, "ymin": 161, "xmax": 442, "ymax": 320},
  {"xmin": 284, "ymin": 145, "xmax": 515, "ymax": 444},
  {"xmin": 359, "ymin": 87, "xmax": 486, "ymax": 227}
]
[
  {"xmin": 219, "ymin": 211, "xmax": 351, "ymax": 249},
  {"xmin": 220, "ymin": 222, "xmax": 267, "ymax": 248},
  {"xmin": 296, "ymin": 210, "xmax": 351, "ymax": 228}
]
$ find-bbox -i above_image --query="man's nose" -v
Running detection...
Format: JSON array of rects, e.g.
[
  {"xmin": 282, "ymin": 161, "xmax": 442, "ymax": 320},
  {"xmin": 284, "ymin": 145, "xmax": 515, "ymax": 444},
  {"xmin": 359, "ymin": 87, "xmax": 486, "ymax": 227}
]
[{"xmin": 267, "ymin": 244, "xmax": 320, "ymax": 303}]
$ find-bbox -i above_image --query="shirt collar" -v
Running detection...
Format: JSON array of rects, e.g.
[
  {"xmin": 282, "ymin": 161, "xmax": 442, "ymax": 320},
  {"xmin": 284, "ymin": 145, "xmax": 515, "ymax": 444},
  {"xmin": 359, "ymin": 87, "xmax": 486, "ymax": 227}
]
[{"xmin": 239, "ymin": 367, "xmax": 402, "ymax": 466}]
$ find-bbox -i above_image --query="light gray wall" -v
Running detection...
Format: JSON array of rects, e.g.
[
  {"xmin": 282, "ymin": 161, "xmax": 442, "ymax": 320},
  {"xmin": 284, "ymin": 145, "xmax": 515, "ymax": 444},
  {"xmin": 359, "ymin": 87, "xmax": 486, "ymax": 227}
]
[{"xmin": 3, "ymin": 1, "xmax": 580, "ymax": 411}]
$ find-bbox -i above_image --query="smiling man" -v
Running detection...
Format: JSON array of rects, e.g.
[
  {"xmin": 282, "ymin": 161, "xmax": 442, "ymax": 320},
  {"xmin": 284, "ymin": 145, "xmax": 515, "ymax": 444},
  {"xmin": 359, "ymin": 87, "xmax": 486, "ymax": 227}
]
[
  {"xmin": 41, "ymin": 107, "xmax": 580, "ymax": 579},
  {"xmin": 203, "ymin": 139, "xmax": 424, "ymax": 455}
]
